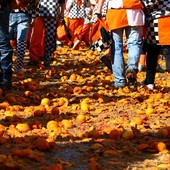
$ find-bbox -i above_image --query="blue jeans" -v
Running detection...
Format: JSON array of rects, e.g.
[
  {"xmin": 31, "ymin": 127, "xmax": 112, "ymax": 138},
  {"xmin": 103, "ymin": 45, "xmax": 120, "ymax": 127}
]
[
  {"xmin": 9, "ymin": 12, "xmax": 31, "ymax": 71},
  {"xmin": 111, "ymin": 26, "xmax": 142, "ymax": 85},
  {"xmin": 9, "ymin": 12, "xmax": 31, "ymax": 41},
  {"xmin": 0, "ymin": 8, "xmax": 13, "ymax": 84}
]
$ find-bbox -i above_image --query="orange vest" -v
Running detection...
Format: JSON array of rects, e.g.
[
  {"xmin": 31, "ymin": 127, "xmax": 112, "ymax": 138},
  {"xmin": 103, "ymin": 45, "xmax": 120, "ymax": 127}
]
[
  {"xmin": 157, "ymin": 17, "xmax": 170, "ymax": 45},
  {"xmin": 107, "ymin": 0, "xmax": 143, "ymax": 9},
  {"xmin": 122, "ymin": 0, "xmax": 143, "ymax": 9},
  {"xmin": 106, "ymin": 0, "xmax": 144, "ymax": 30}
]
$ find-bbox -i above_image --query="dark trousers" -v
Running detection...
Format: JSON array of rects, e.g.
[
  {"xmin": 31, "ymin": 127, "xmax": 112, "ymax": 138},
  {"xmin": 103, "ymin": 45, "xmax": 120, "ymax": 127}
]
[
  {"xmin": 0, "ymin": 8, "xmax": 13, "ymax": 84},
  {"xmin": 44, "ymin": 17, "xmax": 57, "ymax": 62},
  {"xmin": 146, "ymin": 44, "xmax": 161, "ymax": 84}
]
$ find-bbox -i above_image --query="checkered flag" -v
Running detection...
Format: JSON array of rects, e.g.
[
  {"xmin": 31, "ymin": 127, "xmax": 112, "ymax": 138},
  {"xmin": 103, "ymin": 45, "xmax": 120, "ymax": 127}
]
[
  {"xmin": 95, "ymin": 37, "xmax": 112, "ymax": 52},
  {"xmin": 91, "ymin": 18, "xmax": 112, "ymax": 52}
]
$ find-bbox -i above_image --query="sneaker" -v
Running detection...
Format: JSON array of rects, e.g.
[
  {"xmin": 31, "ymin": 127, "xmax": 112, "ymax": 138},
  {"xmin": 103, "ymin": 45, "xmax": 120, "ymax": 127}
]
[
  {"xmin": 73, "ymin": 40, "xmax": 80, "ymax": 50},
  {"xmin": 126, "ymin": 68, "xmax": 137, "ymax": 86},
  {"xmin": 111, "ymin": 82, "xmax": 126, "ymax": 89},
  {"xmin": 140, "ymin": 80, "xmax": 154, "ymax": 90},
  {"xmin": 138, "ymin": 64, "xmax": 146, "ymax": 72},
  {"xmin": 56, "ymin": 41, "xmax": 63, "ymax": 47},
  {"xmin": 147, "ymin": 84, "xmax": 154, "ymax": 90},
  {"xmin": 100, "ymin": 56, "xmax": 112, "ymax": 70}
]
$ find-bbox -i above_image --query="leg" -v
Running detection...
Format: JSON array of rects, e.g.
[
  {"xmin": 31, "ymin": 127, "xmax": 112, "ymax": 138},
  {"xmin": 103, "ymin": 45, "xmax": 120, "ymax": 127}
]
[
  {"xmin": 146, "ymin": 44, "xmax": 161, "ymax": 85},
  {"xmin": 126, "ymin": 26, "xmax": 142, "ymax": 70},
  {"xmin": 68, "ymin": 19, "xmax": 78, "ymax": 44},
  {"xmin": 16, "ymin": 13, "xmax": 31, "ymax": 71},
  {"xmin": 29, "ymin": 17, "xmax": 45, "ymax": 63},
  {"xmin": 138, "ymin": 39, "xmax": 147, "ymax": 71},
  {"xmin": 125, "ymin": 26, "xmax": 142, "ymax": 85},
  {"xmin": 0, "ymin": 9, "xmax": 13, "ymax": 87},
  {"xmin": 111, "ymin": 28, "xmax": 126, "ymax": 88},
  {"xmin": 68, "ymin": 18, "xmax": 84, "ymax": 49},
  {"xmin": 44, "ymin": 17, "xmax": 57, "ymax": 66},
  {"xmin": 74, "ymin": 18, "xmax": 84, "ymax": 41},
  {"xmin": 81, "ymin": 23, "xmax": 91, "ymax": 45}
]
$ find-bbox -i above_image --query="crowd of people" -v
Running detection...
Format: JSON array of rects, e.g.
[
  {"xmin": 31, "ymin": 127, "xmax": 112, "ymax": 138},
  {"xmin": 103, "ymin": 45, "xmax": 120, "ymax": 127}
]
[{"xmin": 0, "ymin": 0, "xmax": 170, "ymax": 90}]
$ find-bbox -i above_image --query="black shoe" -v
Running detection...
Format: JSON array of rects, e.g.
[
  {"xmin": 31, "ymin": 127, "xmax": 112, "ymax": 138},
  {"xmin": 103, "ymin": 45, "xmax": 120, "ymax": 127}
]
[
  {"xmin": 100, "ymin": 56, "xmax": 112, "ymax": 70},
  {"xmin": 126, "ymin": 68, "xmax": 137, "ymax": 86},
  {"xmin": 0, "ymin": 80, "xmax": 12, "ymax": 90}
]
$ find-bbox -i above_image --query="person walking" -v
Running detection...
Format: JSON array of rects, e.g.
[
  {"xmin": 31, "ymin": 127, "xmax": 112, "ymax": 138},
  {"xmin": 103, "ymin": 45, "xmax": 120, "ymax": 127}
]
[
  {"xmin": 29, "ymin": 0, "xmax": 65, "ymax": 67},
  {"xmin": 9, "ymin": 0, "xmax": 31, "ymax": 72},
  {"xmin": 141, "ymin": 0, "xmax": 170, "ymax": 90},
  {"xmin": 96, "ymin": 0, "xmax": 145, "ymax": 88},
  {"xmin": 0, "ymin": 0, "xmax": 13, "ymax": 89},
  {"xmin": 65, "ymin": 0, "xmax": 90, "ymax": 50}
]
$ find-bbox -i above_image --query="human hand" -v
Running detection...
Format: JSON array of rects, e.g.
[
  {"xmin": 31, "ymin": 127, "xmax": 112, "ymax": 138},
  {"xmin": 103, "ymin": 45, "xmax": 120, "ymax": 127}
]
[
  {"xmin": 94, "ymin": 13, "xmax": 102, "ymax": 19},
  {"xmin": 92, "ymin": 12, "xmax": 102, "ymax": 23}
]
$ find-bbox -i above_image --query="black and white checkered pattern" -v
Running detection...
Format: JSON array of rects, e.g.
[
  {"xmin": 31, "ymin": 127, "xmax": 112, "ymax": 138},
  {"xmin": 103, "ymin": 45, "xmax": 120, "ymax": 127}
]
[
  {"xmin": 30, "ymin": 0, "xmax": 61, "ymax": 18},
  {"xmin": 94, "ymin": 37, "xmax": 112, "ymax": 52},
  {"xmin": 143, "ymin": 0, "xmax": 170, "ymax": 20},
  {"xmin": 146, "ymin": 19, "xmax": 159, "ymax": 44},
  {"xmin": 68, "ymin": 0, "xmax": 87, "ymax": 19},
  {"xmin": 44, "ymin": 17, "xmax": 57, "ymax": 62},
  {"xmin": 16, "ymin": 41, "xmax": 27, "ymax": 71},
  {"xmin": 143, "ymin": 0, "xmax": 170, "ymax": 45}
]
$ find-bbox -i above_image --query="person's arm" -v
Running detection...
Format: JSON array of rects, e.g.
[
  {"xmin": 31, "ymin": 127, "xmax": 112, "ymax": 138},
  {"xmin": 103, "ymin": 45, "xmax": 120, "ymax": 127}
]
[
  {"xmin": 58, "ymin": 0, "xmax": 65, "ymax": 19},
  {"xmin": 96, "ymin": 0, "xmax": 105, "ymax": 14}
]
